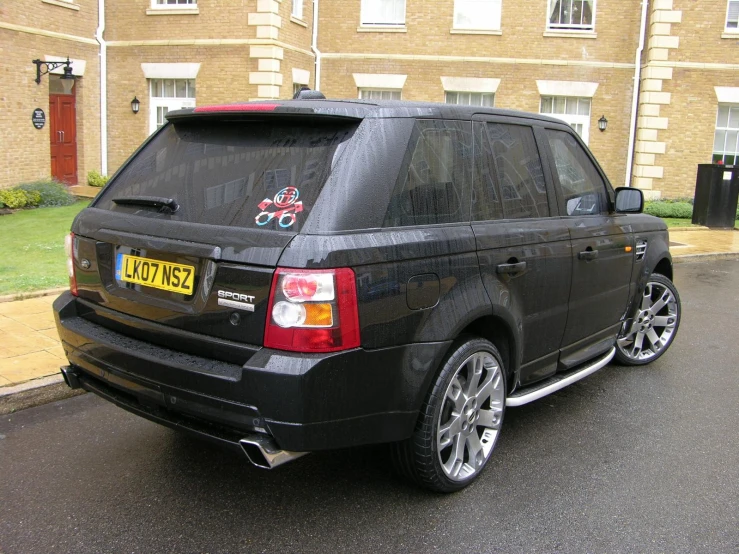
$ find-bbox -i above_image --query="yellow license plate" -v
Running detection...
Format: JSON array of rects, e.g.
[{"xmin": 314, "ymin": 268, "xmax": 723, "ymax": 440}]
[{"xmin": 116, "ymin": 254, "xmax": 195, "ymax": 295}]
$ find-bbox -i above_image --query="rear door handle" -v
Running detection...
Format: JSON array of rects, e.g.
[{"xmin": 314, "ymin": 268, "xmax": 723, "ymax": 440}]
[
  {"xmin": 496, "ymin": 261, "xmax": 527, "ymax": 274},
  {"xmin": 578, "ymin": 249, "xmax": 599, "ymax": 261}
]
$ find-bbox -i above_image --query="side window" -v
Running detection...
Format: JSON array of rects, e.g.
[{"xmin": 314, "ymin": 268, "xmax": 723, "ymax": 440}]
[
  {"xmin": 384, "ymin": 120, "xmax": 472, "ymax": 227},
  {"xmin": 545, "ymin": 129, "xmax": 608, "ymax": 216},
  {"xmin": 472, "ymin": 122, "xmax": 504, "ymax": 221},
  {"xmin": 486, "ymin": 123, "xmax": 549, "ymax": 219}
]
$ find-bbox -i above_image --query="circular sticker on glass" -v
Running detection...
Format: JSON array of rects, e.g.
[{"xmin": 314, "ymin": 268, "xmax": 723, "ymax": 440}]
[{"xmin": 273, "ymin": 187, "xmax": 300, "ymax": 208}]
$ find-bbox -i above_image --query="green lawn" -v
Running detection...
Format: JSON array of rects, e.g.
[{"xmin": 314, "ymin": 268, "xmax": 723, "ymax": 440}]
[
  {"xmin": 0, "ymin": 201, "xmax": 88, "ymax": 296},
  {"xmin": 661, "ymin": 218, "xmax": 739, "ymax": 229}
]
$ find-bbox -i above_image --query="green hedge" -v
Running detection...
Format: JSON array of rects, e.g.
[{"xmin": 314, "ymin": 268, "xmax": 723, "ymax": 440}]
[
  {"xmin": 0, "ymin": 180, "xmax": 75, "ymax": 210},
  {"xmin": 87, "ymin": 170, "xmax": 109, "ymax": 187},
  {"xmin": 644, "ymin": 199, "xmax": 739, "ymax": 220}
]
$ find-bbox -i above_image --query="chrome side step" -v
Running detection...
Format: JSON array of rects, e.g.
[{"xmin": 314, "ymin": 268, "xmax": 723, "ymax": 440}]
[{"xmin": 506, "ymin": 347, "xmax": 615, "ymax": 407}]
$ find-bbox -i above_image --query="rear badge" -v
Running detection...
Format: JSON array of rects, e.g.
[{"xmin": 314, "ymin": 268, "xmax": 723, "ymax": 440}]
[
  {"xmin": 217, "ymin": 290, "xmax": 256, "ymax": 312},
  {"xmin": 255, "ymin": 186, "xmax": 303, "ymax": 228}
]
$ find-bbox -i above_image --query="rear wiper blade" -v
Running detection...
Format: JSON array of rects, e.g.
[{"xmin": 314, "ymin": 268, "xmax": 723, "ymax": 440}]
[{"xmin": 112, "ymin": 196, "xmax": 179, "ymax": 214}]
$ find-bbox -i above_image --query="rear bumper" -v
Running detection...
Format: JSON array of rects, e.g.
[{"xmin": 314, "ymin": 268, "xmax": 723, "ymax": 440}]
[{"xmin": 53, "ymin": 292, "xmax": 450, "ymax": 451}]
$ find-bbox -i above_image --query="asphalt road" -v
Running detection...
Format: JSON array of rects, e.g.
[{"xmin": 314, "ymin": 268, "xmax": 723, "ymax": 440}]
[{"xmin": 1, "ymin": 260, "xmax": 738, "ymax": 554}]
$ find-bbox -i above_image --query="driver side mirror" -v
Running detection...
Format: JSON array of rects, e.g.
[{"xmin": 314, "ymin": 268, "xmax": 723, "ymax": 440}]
[{"xmin": 614, "ymin": 187, "xmax": 644, "ymax": 213}]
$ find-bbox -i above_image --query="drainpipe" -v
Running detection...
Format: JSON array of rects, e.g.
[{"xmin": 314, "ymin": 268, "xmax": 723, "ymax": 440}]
[
  {"xmin": 625, "ymin": 0, "xmax": 649, "ymax": 187},
  {"xmin": 311, "ymin": 0, "xmax": 321, "ymax": 91},
  {"xmin": 96, "ymin": 0, "xmax": 107, "ymax": 175}
]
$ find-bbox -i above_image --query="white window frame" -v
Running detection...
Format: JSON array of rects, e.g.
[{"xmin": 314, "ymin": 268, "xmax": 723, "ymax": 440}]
[
  {"xmin": 359, "ymin": 89, "xmax": 402, "ymax": 100},
  {"xmin": 726, "ymin": 0, "xmax": 739, "ymax": 31},
  {"xmin": 149, "ymin": 78, "xmax": 196, "ymax": 134},
  {"xmin": 713, "ymin": 104, "xmax": 739, "ymax": 164},
  {"xmin": 540, "ymin": 96, "xmax": 592, "ymax": 144},
  {"xmin": 445, "ymin": 91, "xmax": 495, "ymax": 107},
  {"xmin": 292, "ymin": 0, "xmax": 304, "ymax": 20},
  {"xmin": 151, "ymin": 0, "xmax": 197, "ymax": 6},
  {"xmin": 453, "ymin": 0, "xmax": 502, "ymax": 31},
  {"xmin": 360, "ymin": 0, "xmax": 406, "ymax": 26},
  {"xmin": 546, "ymin": 0, "xmax": 595, "ymax": 32}
]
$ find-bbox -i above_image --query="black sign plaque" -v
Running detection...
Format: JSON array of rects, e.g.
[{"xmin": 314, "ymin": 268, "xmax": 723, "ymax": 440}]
[{"xmin": 32, "ymin": 108, "xmax": 46, "ymax": 129}]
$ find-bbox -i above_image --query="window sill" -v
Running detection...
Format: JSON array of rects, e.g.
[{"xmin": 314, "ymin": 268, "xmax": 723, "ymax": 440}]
[
  {"xmin": 290, "ymin": 16, "xmax": 308, "ymax": 27},
  {"xmin": 721, "ymin": 32, "xmax": 739, "ymax": 39},
  {"xmin": 543, "ymin": 30, "xmax": 597, "ymax": 39},
  {"xmin": 41, "ymin": 0, "xmax": 80, "ymax": 11},
  {"xmin": 450, "ymin": 28, "xmax": 501, "ymax": 35},
  {"xmin": 146, "ymin": 7, "xmax": 199, "ymax": 16},
  {"xmin": 357, "ymin": 25, "xmax": 407, "ymax": 33}
]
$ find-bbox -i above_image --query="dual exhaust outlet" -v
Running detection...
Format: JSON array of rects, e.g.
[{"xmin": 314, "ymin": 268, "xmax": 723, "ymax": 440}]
[{"xmin": 60, "ymin": 366, "xmax": 307, "ymax": 470}]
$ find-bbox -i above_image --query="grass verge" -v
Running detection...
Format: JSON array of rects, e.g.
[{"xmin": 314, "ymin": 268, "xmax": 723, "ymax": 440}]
[{"xmin": 0, "ymin": 201, "xmax": 88, "ymax": 295}]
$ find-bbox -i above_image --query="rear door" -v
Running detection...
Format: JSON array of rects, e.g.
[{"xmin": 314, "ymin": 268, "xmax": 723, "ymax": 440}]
[
  {"xmin": 73, "ymin": 116, "xmax": 360, "ymax": 349},
  {"xmin": 538, "ymin": 127, "xmax": 634, "ymax": 368},
  {"xmin": 471, "ymin": 118, "xmax": 572, "ymax": 387}
]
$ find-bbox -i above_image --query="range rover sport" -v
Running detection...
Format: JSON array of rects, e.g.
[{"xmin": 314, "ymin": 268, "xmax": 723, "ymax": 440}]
[{"xmin": 54, "ymin": 98, "xmax": 681, "ymax": 492}]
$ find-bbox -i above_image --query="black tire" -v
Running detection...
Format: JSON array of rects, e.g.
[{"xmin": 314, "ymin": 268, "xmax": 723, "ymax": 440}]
[
  {"xmin": 615, "ymin": 273, "xmax": 681, "ymax": 366},
  {"xmin": 392, "ymin": 337, "xmax": 507, "ymax": 493}
]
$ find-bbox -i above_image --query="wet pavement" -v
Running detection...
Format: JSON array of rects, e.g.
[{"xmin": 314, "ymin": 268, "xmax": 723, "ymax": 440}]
[{"xmin": 0, "ymin": 260, "xmax": 737, "ymax": 553}]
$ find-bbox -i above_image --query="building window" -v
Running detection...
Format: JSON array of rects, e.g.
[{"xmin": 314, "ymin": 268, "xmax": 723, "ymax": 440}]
[
  {"xmin": 547, "ymin": 0, "xmax": 594, "ymax": 31},
  {"xmin": 713, "ymin": 105, "xmax": 739, "ymax": 164},
  {"xmin": 359, "ymin": 89, "xmax": 402, "ymax": 100},
  {"xmin": 292, "ymin": 0, "xmax": 304, "ymax": 19},
  {"xmin": 360, "ymin": 0, "xmax": 406, "ymax": 26},
  {"xmin": 453, "ymin": 0, "xmax": 502, "ymax": 31},
  {"xmin": 540, "ymin": 96, "xmax": 591, "ymax": 144},
  {"xmin": 726, "ymin": 1, "xmax": 739, "ymax": 30},
  {"xmin": 445, "ymin": 91, "xmax": 494, "ymax": 107},
  {"xmin": 149, "ymin": 78, "xmax": 196, "ymax": 134}
]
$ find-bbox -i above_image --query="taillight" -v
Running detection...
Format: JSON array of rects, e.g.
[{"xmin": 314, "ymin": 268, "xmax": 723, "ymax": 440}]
[
  {"xmin": 64, "ymin": 232, "xmax": 78, "ymax": 296},
  {"xmin": 264, "ymin": 268, "xmax": 360, "ymax": 353}
]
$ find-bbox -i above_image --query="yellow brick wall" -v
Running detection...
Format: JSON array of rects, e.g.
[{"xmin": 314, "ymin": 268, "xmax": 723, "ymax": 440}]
[
  {"xmin": 318, "ymin": 0, "xmax": 641, "ymax": 63},
  {"xmin": 0, "ymin": 0, "xmax": 100, "ymax": 189},
  {"xmin": 672, "ymin": 0, "xmax": 738, "ymax": 63},
  {"xmin": 321, "ymin": 59, "xmax": 633, "ymax": 188},
  {"xmin": 658, "ymin": 68, "xmax": 739, "ymax": 198}
]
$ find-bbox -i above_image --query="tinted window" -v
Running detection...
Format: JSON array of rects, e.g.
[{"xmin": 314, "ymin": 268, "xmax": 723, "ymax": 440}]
[
  {"xmin": 472, "ymin": 121, "xmax": 504, "ymax": 221},
  {"xmin": 486, "ymin": 123, "xmax": 549, "ymax": 219},
  {"xmin": 96, "ymin": 120, "xmax": 357, "ymax": 232},
  {"xmin": 546, "ymin": 129, "xmax": 608, "ymax": 216},
  {"xmin": 383, "ymin": 120, "xmax": 472, "ymax": 227}
]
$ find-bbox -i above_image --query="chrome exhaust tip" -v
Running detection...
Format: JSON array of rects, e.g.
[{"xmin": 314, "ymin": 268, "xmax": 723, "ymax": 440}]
[
  {"xmin": 60, "ymin": 366, "xmax": 82, "ymax": 389},
  {"xmin": 239, "ymin": 435, "xmax": 308, "ymax": 469}
]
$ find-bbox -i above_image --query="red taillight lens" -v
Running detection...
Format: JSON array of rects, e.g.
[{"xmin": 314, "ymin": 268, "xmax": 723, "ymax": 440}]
[
  {"xmin": 264, "ymin": 268, "xmax": 360, "ymax": 353},
  {"xmin": 64, "ymin": 232, "xmax": 78, "ymax": 296}
]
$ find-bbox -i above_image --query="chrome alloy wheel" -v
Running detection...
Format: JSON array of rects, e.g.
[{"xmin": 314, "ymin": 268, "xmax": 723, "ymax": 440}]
[
  {"xmin": 437, "ymin": 351, "xmax": 505, "ymax": 482},
  {"xmin": 617, "ymin": 278, "xmax": 679, "ymax": 362}
]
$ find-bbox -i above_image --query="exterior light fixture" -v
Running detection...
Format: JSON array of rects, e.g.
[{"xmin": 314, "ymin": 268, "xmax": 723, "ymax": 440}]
[
  {"xmin": 32, "ymin": 57, "xmax": 75, "ymax": 93},
  {"xmin": 131, "ymin": 96, "xmax": 140, "ymax": 114},
  {"xmin": 598, "ymin": 115, "xmax": 608, "ymax": 132}
]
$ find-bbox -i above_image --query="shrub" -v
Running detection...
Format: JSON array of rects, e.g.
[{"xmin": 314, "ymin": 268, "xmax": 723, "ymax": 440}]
[
  {"xmin": 644, "ymin": 200, "xmax": 693, "ymax": 219},
  {"xmin": 87, "ymin": 170, "xmax": 109, "ymax": 187},
  {"xmin": 0, "ymin": 189, "xmax": 31, "ymax": 209},
  {"xmin": 16, "ymin": 180, "xmax": 76, "ymax": 207}
]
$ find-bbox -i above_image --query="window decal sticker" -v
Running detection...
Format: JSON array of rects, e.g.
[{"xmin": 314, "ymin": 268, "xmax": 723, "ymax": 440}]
[{"xmin": 255, "ymin": 187, "xmax": 304, "ymax": 228}]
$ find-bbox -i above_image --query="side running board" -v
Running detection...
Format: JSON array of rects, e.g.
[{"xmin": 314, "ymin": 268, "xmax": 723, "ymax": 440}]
[{"xmin": 506, "ymin": 347, "xmax": 615, "ymax": 407}]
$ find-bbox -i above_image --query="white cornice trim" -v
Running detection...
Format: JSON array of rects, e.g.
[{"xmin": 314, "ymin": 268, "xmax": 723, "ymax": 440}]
[
  {"xmin": 322, "ymin": 52, "xmax": 634, "ymax": 69},
  {"xmin": 0, "ymin": 21, "xmax": 97, "ymax": 45},
  {"xmin": 141, "ymin": 62, "xmax": 201, "ymax": 79},
  {"xmin": 353, "ymin": 73, "xmax": 407, "ymax": 89},
  {"xmin": 441, "ymin": 76, "xmax": 500, "ymax": 93},
  {"xmin": 107, "ymin": 38, "xmax": 314, "ymax": 58},
  {"xmin": 648, "ymin": 61, "xmax": 739, "ymax": 71},
  {"xmin": 536, "ymin": 80, "xmax": 599, "ymax": 97}
]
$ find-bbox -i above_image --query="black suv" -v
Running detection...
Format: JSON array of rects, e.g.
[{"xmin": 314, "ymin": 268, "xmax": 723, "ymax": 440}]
[{"xmin": 55, "ymin": 99, "xmax": 681, "ymax": 492}]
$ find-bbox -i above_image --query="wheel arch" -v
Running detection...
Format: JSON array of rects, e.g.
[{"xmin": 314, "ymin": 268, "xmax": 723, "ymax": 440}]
[
  {"xmin": 457, "ymin": 315, "xmax": 519, "ymax": 393},
  {"xmin": 652, "ymin": 256, "xmax": 673, "ymax": 281}
]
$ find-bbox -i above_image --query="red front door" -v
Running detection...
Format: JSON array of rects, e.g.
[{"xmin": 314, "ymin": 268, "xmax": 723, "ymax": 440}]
[{"xmin": 49, "ymin": 93, "xmax": 78, "ymax": 185}]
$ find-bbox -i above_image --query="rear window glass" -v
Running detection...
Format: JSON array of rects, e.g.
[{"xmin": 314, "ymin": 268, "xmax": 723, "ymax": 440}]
[
  {"xmin": 383, "ymin": 120, "xmax": 472, "ymax": 227},
  {"xmin": 95, "ymin": 119, "xmax": 357, "ymax": 232}
]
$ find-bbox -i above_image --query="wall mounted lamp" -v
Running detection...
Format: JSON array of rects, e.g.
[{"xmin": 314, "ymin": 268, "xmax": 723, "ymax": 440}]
[
  {"xmin": 598, "ymin": 115, "xmax": 608, "ymax": 132},
  {"xmin": 32, "ymin": 57, "xmax": 75, "ymax": 93},
  {"xmin": 131, "ymin": 96, "xmax": 140, "ymax": 114}
]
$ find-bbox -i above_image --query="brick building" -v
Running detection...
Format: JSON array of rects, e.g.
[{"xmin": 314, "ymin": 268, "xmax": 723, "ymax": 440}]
[{"xmin": 2, "ymin": 0, "xmax": 738, "ymax": 199}]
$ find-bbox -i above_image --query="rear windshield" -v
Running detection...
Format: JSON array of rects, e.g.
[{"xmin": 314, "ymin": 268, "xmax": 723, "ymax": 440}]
[{"xmin": 95, "ymin": 119, "xmax": 357, "ymax": 232}]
